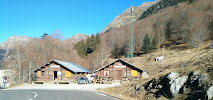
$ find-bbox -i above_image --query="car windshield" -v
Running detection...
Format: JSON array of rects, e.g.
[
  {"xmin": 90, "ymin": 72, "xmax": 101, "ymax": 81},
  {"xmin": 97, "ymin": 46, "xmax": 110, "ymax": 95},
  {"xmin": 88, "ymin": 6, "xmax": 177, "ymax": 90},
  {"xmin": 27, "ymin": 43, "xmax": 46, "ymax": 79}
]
[{"xmin": 80, "ymin": 77, "xmax": 85, "ymax": 80}]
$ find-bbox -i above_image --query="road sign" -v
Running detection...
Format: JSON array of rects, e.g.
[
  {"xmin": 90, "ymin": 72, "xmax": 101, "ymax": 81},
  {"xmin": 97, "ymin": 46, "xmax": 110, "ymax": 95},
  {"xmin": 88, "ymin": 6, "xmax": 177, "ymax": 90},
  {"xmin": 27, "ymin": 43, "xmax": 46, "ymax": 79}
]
[{"xmin": 1, "ymin": 80, "xmax": 8, "ymax": 83}]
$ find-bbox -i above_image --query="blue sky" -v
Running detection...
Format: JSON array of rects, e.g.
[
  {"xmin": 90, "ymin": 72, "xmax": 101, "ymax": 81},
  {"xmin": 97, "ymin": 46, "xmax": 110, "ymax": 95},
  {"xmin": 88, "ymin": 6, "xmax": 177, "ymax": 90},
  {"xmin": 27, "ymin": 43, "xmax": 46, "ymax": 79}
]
[{"xmin": 0, "ymin": 0, "xmax": 153, "ymax": 43}]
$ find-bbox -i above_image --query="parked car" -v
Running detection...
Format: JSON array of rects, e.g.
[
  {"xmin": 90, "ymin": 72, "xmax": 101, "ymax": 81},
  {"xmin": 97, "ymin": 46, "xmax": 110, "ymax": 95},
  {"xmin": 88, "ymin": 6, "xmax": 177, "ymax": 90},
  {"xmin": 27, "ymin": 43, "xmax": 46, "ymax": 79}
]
[{"xmin": 77, "ymin": 77, "xmax": 89, "ymax": 84}]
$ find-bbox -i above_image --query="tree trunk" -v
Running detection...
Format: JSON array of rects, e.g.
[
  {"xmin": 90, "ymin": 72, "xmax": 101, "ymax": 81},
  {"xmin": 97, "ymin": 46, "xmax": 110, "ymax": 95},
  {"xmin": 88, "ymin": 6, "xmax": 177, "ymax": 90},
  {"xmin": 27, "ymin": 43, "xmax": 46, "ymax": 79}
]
[
  {"xmin": 29, "ymin": 62, "xmax": 32, "ymax": 84},
  {"xmin": 17, "ymin": 51, "xmax": 21, "ymax": 81}
]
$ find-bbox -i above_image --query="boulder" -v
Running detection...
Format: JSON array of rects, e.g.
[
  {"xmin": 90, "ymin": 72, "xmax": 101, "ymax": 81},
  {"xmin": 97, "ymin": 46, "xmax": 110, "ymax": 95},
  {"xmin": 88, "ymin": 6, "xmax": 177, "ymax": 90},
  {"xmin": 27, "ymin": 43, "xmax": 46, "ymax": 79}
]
[
  {"xmin": 207, "ymin": 86, "xmax": 213, "ymax": 100},
  {"xmin": 167, "ymin": 72, "xmax": 179, "ymax": 81},
  {"xmin": 188, "ymin": 71, "xmax": 209, "ymax": 90},
  {"xmin": 169, "ymin": 76, "xmax": 188, "ymax": 96},
  {"xmin": 154, "ymin": 72, "xmax": 180, "ymax": 98}
]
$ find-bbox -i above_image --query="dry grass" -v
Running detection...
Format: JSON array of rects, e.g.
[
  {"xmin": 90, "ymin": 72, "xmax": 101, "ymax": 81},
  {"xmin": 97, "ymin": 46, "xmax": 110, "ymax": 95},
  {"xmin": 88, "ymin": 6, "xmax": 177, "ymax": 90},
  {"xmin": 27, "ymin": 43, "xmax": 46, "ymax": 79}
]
[{"xmin": 101, "ymin": 41, "xmax": 213, "ymax": 100}]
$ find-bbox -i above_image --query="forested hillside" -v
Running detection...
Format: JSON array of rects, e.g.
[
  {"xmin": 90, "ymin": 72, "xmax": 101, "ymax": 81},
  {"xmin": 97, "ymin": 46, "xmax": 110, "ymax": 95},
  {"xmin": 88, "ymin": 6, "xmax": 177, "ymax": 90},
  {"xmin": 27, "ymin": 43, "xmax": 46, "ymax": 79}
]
[
  {"xmin": 138, "ymin": 0, "xmax": 196, "ymax": 20},
  {"xmin": 102, "ymin": 0, "xmax": 213, "ymax": 58},
  {"xmin": 2, "ymin": 34, "xmax": 111, "ymax": 85}
]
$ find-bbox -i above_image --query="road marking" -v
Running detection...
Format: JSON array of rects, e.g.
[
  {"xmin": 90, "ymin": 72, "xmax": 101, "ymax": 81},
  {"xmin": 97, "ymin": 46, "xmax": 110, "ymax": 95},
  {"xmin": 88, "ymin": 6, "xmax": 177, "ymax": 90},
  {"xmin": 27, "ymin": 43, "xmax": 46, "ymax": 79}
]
[
  {"xmin": 29, "ymin": 92, "xmax": 37, "ymax": 100},
  {"xmin": 96, "ymin": 92, "xmax": 107, "ymax": 96},
  {"xmin": 32, "ymin": 92, "xmax": 37, "ymax": 97}
]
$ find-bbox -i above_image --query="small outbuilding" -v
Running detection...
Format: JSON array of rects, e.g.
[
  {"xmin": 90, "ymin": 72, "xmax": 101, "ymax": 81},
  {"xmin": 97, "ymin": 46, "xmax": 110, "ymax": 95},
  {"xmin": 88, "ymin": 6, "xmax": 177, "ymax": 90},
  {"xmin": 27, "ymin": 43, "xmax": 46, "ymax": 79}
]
[
  {"xmin": 94, "ymin": 59, "xmax": 148, "ymax": 81},
  {"xmin": 34, "ymin": 60, "xmax": 90, "ymax": 82}
]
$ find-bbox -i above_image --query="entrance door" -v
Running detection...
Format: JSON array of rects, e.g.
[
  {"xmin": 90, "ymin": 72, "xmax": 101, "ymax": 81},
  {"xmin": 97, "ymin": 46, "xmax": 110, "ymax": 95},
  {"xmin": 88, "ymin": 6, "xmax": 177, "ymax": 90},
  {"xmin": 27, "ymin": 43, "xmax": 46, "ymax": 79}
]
[
  {"xmin": 58, "ymin": 71, "xmax": 61, "ymax": 81},
  {"xmin": 118, "ymin": 70, "xmax": 122, "ymax": 80},
  {"xmin": 54, "ymin": 71, "xmax": 57, "ymax": 81}
]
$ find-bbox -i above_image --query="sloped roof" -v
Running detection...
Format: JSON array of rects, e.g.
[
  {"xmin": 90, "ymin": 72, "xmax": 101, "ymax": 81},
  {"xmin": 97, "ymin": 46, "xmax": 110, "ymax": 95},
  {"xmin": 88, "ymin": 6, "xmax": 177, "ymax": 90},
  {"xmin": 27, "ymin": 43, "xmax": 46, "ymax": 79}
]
[
  {"xmin": 94, "ymin": 59, "xmax": 148, "ymax": 73},
  {"xmin": 34, "ymin": 60, "xmax": 90, "ymax": 73},
  {"xmin": 54, "ymin": 60, "xmax": 90, "ymax": 73}
]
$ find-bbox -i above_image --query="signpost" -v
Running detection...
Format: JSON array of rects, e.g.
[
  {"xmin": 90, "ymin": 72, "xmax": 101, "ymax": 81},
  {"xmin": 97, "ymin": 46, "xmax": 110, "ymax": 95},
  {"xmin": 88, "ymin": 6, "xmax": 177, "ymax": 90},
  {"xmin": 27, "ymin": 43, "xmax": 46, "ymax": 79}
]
[{"xmin": 1, "ymin": 80, "xmax": 8, "ymax": 88}]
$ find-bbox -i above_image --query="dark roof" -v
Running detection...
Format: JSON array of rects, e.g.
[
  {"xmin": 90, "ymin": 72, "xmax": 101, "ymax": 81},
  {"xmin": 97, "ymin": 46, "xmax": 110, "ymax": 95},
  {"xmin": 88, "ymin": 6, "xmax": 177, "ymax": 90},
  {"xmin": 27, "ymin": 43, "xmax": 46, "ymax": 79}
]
[
  {"xmin": 94, "ymin": 59, "xmax": 148, "ymax": 73},
  {"xmin": 34, "ymin": 60, "xmax": 90, "ymax": 73}
]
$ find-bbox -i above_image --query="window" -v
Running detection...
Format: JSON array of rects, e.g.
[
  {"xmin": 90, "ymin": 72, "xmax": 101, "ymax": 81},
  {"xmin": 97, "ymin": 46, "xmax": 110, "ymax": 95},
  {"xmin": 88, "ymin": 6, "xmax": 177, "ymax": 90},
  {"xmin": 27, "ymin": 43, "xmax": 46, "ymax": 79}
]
[
  {"xmin": 104, "ymin": 71, "xmax": 109, "ymax": 76},
  {"xmin": 41, "ymin": 71, "xmax": 45, "ymax": 77}
]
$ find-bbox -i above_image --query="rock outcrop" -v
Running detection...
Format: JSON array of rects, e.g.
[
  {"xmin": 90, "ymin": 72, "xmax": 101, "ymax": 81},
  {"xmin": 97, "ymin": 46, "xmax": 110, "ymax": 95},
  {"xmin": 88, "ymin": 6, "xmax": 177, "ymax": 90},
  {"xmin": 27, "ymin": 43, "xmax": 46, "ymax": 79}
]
[
  {"xmin": 0, "ymin": 35, "xmax": 32, "ymax": 61},
  {"xmin": 207, "ymin": 86, "xmax": 213, "ymax": 100},
  {"xmin": 100, "ymin": 0, "xmax": 160, "ymax": 34},
  {"xmin": 0, "ymin": 35, "xmax": 32, "ymax": 49},
  {"xmin": 64, "ymin": 33, "xmax": 88, "ymax": 44},
  {"xmin": 138, "ymin": 71, "xmax": 212, "ymax": 99},
  {"xmin": 138, "ymin": 0, "xmax": 195, "ymax": 20},
  {"xmin": 170, "ymin": 76, "xmax": 188, "ymax": 96}
]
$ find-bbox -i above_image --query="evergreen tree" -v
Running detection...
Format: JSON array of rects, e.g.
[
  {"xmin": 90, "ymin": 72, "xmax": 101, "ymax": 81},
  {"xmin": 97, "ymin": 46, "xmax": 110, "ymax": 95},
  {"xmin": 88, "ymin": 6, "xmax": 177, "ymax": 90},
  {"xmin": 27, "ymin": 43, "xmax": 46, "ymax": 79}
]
[
  {"xmin": 151, "ymin": 36, "xmax": 157, "ymax": 50},
  {"xmin": 141, "ymin": 34, "xmax": 151, "ymax": 53},
  {"xmin": 87, "ymin": 34, "xmax": 95, "ymax": 54},
  {"xmin": 95, "ymin": 32, "xmax": 101, "ymax": 45},
  {"xmin": 86, "ymin": 36, "xmax": 90, "ymax": 54},
  {"xmin": 76, "ymin": 32, "xmax": 102, "ymax": 57},
  {"xmin": 74, "ymin": 40, "xmax": 86, "ymax": 58},
  {"xmin": 81, "ymin": 41, "xmax": 87, "ymax": 57},
  {"xmin": 41, "ymin": 33, "xmax": 48, "ymax": 39},
  {"xmin": 189, "ymin": 0, "xmax": 195, "ymax": 3}
]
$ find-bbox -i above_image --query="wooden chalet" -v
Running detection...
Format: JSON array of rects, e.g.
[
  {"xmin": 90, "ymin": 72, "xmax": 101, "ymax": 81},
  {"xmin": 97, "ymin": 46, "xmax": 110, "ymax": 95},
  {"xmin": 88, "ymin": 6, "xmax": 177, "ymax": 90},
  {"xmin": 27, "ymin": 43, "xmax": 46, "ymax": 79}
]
[
  {"xmin": 34, "ymin": 60, "xmax": 90, "ymax": 82},
  {"xmin": 94, "ymin": 59, "xmax": 148, "ymax": 81}
]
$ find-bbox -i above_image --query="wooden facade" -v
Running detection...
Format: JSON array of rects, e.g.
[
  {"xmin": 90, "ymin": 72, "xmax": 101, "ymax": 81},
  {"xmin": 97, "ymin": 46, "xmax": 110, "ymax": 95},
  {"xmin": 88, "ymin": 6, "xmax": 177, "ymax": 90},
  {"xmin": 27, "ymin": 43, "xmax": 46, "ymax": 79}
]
[
  {"xmin": 94, "ymin": 59, "xmax": 147, "ymax": 81},
  {"xmin": 34, "ymin": 60, "xmax": 90, "ymax": 82}
]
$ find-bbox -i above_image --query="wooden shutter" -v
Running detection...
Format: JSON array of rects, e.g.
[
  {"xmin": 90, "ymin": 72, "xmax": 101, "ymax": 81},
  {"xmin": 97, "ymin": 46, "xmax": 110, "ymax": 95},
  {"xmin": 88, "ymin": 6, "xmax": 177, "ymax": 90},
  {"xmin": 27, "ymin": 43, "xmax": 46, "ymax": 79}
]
[
  {"xmin": 65, "ymin": 71, "xmax": 71, "ymax": 77},
  {"xmin": 37, "ymin": 71, "xmax": 41, "ymax": 77},
  {"xmin": 109, "ymin": 70, "xmax": 112, "ymax": 77},
  {"xmin": 101, "ymin": 70, "xmax": 104, "ymax": 76},
  {"xmin": 131, "ymin": 70, "xmax": 137, "ymax": 77},
  {"xmin": 83, "ymin": 73, "xmax": 87, "ymax": 77}
]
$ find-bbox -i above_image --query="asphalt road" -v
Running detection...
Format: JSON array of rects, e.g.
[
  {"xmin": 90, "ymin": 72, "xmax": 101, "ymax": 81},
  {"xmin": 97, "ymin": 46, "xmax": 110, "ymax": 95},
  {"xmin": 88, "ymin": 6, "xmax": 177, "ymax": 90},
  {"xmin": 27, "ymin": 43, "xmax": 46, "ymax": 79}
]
[{"xmin": 0, "ymin": 90, "xmax": 120, "ymax": 100}]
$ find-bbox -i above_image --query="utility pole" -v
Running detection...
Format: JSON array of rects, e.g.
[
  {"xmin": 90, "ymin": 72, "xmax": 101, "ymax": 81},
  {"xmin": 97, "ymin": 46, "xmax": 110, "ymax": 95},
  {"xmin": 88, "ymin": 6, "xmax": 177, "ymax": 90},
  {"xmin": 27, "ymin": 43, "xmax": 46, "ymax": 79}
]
[
  {"xmin": 28, "ymin": 61, "xmax": 32, "ymax": 84},
  {"xmin": 128, "ymin": 4, "xmax": 134, "ymax": 58}
]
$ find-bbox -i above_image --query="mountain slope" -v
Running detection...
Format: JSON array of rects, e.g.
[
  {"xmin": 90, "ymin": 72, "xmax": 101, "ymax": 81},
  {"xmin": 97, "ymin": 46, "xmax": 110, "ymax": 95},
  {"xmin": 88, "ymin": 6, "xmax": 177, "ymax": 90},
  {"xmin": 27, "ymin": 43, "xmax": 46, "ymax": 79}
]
[
  {"xmin": 64, "ymin": 33, "xmax": 88, "ymax": 44},
  {"xmin": 0, "ymin": 35, "xmax": 32, "ymax": 49},
  {"xmin": 0, "ymin": 35, "xmax": 32, "ymax": 62},
  {"xmin": 100, "ymin": 0, "xmax": 160, "ymax": 34},
  {"xmin": 138, "ymin": 0, "xmax": 195, "ymax": 20},
  {"xmin": 101, "ymin": 0, "xmax": 213, "ymax": 57},
  {"xmin": 0, "ymin": 49, "xmax": 7, "ymax": 60}
]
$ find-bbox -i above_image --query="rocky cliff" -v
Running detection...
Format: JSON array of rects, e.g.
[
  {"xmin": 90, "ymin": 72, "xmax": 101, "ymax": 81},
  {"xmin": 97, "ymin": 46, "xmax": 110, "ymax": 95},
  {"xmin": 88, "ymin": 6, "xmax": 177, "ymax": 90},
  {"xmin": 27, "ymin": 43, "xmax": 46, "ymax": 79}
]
[
  {"xmin": 0, "ymin": 35, "xmax": 32, "ymax": 49},
  {"xmin": 138, "ymin": 0, "xmax": 195, "ymax": 20},
  {"xmin": 64, "ymin": 33, "xmax": 88, "ymax": 44},
  {"xmin": 0, "ymin": 35, "xmax": 32, "ymax": 61},
  {"xmin": 100, "ymin": 0, "xmax": 160, "ymax": 34}
]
